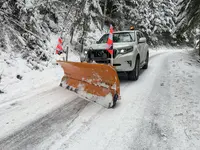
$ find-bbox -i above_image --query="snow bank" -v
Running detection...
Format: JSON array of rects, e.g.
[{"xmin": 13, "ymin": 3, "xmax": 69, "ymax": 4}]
[
  {"xmin": 0, "ymin": 33, "xmax": 80, "ymax": 105},
  {"xmin": 149, "ymin": 45, "xmax": 193, "ymax": 51}
]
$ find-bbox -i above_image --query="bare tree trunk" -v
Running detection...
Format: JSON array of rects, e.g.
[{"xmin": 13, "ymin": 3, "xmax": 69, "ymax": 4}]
[
  {"xmin": 198, "ymin": 40, "xmax": 200, "ymax": 56},
  {"xmin": 81, "ymin": 19, "xmax": 87, "ymax": 53},
  {"xmin": 101, "ymin": 0, "xmax": 107, "ymax": 30},
  {"xmin": 70, "ymin": 26, "xmax": 74, "ymax": 44},
  {"xmin": 69, "ymin": 0, "xmax": 84, "ymax": 44}
]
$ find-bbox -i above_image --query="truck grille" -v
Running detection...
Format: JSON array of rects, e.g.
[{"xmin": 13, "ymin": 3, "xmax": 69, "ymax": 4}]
[{"xmin": 88, "ymin": 49, "xmax": 117, "ymax": 59}]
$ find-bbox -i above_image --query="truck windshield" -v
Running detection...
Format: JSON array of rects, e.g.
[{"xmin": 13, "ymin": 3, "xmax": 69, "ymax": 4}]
[{"xmin": 97, "ymin": 32, "xmax": 135, "ymax": 43}]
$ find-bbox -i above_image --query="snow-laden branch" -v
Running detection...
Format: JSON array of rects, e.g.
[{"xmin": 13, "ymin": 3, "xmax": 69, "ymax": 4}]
[
  {"xmin": 5, "ymin": 16, "xmax": 44, "ymax": 42},
  {"xmin": 0, "ymin": 9, "xmax": 44, "ymax": 42}
]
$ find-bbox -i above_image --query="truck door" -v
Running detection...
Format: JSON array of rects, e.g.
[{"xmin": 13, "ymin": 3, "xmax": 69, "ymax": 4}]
[
  {"xmin": 139, "ymin": 32, "xmax": 146, "ymax": 62},
  {"xmin": 136, "ymin": 32, "xmax": 143, "ymax": 63}
]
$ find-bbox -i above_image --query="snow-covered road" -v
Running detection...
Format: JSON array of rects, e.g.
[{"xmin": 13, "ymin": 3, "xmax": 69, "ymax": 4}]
[{"xmin": 1, "ymin": 49, "xmax": 200, "ymax": 150}]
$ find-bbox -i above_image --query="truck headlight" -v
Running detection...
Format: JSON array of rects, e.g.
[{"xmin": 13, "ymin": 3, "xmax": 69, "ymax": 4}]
[
  {"xmin": 119, "ymin": 47, "xmax": 133, "ymax": 54},
  {"xmin": 84, "ymin": 50, "xmax": 88, "ymax": 54},
  {"xmin": 120, "ymin": 49, "xmax": 125, "ymax": 53}
]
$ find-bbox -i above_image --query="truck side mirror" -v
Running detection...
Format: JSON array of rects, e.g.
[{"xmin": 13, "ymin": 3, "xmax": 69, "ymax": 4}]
[{"xmin": 139, "ymin": 37, "xmax": 146, "ymax": 43}]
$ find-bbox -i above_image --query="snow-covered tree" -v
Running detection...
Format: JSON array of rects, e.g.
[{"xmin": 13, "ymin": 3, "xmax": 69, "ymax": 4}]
[
  {"xmin": 176, "ymin": 0, "xmax": 200, "ymax": 33},
  {"xmin": 0, "ymin": 0, "xmax": 66, "ymax": 69},
  {"xmin": 148, "ymin": 0, "xmax": 177, "ymax": 45},
  {"xmin": 69, "ymin": 0, "xmax": 103, "ymax": 50},
  {"xmin": 120, "ymin": 0, "xmax": 177, "ymax": 46},
  {"xmin": 176, "ymin": 0, "xmax": 200, "ymax": 54}
]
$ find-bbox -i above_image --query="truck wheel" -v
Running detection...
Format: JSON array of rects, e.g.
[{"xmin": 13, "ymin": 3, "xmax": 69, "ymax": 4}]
[
  {"xmin": 128, "ymin": 57, "xmax": 140, "ymax": 81},
  {"xmin": 143, "ymin": 52, "xmax": 149, "ymax": 69},
  {"xmin": 108, "ymin": 93, "xmax": 118, "ymax": 108}
]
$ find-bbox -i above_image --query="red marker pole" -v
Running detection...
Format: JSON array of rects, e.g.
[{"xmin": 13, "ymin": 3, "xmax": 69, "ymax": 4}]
[
  {"xmin": 106, "ymin": 24, "xmax": 114, "ymax": 66},
  {"xmin": 111, "ymin": 51, "xmax": 113, "ymax": 66},
  {"xmin": 110, "ymin": 25, "xmax": 114, "ymax": 66}
]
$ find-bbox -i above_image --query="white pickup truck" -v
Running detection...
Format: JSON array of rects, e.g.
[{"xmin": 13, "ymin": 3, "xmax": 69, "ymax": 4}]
[{"xmin": 81, "ymin": 30, "xmax": 149, "ymax": 81}]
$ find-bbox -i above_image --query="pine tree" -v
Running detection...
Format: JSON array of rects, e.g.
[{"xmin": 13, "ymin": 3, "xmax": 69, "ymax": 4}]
[
  {"xmin": 0, "ymin": 0, "xmax": 66, "ymax": 69},
  {"xmin": 176, "ymin": 0, "xmax": 200, "ymax": 33},
  {"xmin": 176, "ymin": 0, "xmax": 200, "ymax": 54},
  {"xmin": 69, "ymin": 0, "xmax": 103, "ymax": 49},
  {"xmin": 121, "ymin": 0, "xmax": 177, "ymax": 46}
]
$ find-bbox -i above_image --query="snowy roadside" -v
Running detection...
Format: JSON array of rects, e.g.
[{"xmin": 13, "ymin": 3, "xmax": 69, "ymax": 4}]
[
  {"xmin": 193, "ymin": 50, "xmax": 200, "ymax": 63},
  {"xmin": 0, "ymin": 54, "xmax": 79, "ymax": 105},
  {"xmin": 168, "ymin": 51, "xmax": 200, "ymax": 149},
  {"xmin": 0, "ymin": 33, "xmax": 80, "ymax": 105},
  {"xmin": 149, "ymin": 46, "xmax": 193, "ymax": 56}
]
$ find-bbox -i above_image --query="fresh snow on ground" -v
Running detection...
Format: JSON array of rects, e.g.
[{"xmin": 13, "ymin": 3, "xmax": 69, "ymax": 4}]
[
  {"xmin": 0, "ymin": 47, "xmax": 200, "ymax": 150},
  {"xmin": 0, "ymin": 33, "xmax": 80, "ymax": 105}
]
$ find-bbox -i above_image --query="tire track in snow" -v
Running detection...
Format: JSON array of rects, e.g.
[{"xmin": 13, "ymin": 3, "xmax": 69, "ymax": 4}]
[
  {"xmin": 131, "ymin": 52, "xmax": 174, "ymax": 149},
  {"xmin": 0, "ymin": 98, "xmax": 89, "ymax": 150},
  {"xmin": 0, "ymin": 86, "xmax": 59, "ymax": 109}
]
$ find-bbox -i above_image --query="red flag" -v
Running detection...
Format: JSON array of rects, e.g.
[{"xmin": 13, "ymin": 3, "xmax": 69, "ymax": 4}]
[
  {"xmin": 106, "ymin": 25, "xmax": 113, "ymax": 55},
  {"xmin": 56, "ymin": 37, "xmax": 63, "ymax": 54}
]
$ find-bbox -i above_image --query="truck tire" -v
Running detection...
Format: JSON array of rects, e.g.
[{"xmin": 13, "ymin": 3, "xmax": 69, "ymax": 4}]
[
  {"xmin": 143, "ymin": 52, "xmax": 149, "ymax": 69},
  {"xmin": 128, "ymin": 57, "xmax": 140, "ymax": 81}
]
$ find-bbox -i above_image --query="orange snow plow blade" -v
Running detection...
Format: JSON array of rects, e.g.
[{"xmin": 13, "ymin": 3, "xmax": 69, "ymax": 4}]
[{"xmin": 57, "ymin": 61, "xmax": 120, "ymax": 108}]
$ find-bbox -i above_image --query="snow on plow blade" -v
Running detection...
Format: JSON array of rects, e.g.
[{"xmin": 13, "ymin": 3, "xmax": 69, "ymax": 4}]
[{"xmin": 57, "ymin": 61, "xmax": 120, "ymax": 108}]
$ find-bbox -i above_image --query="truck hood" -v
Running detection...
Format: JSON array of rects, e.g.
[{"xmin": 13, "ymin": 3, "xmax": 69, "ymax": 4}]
[{"xmin": 85, "ymin": 42, "xmax": 134, "ymax": 50}]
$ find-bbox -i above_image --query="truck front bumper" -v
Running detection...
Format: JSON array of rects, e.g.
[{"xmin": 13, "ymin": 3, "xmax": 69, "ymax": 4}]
[{"xmin": 113, "ymin": 53, "xmax": 134, "ymax": 72}]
